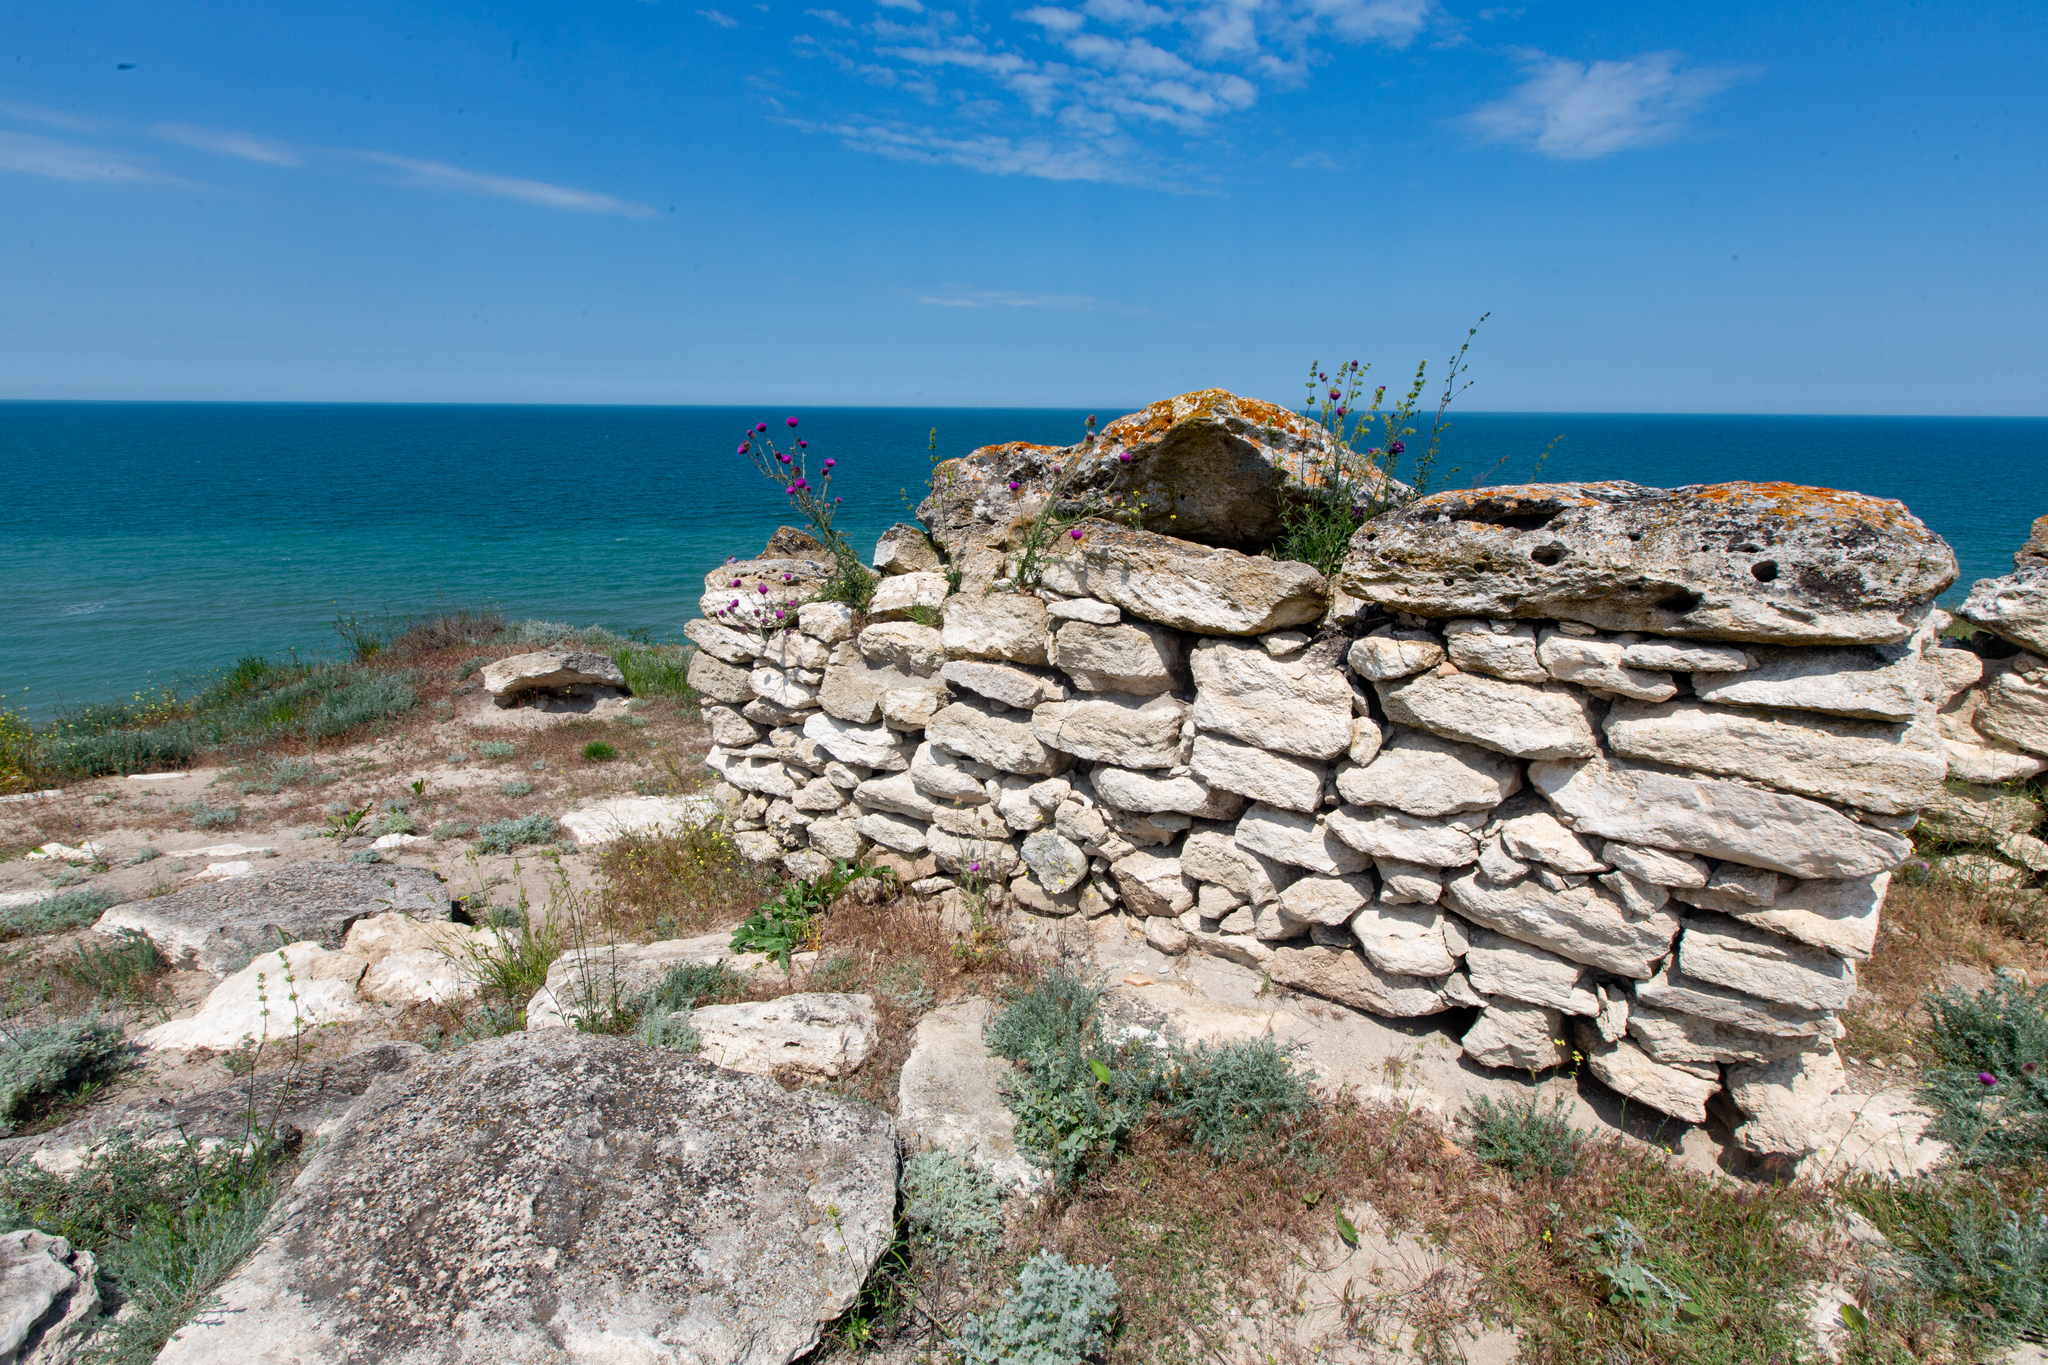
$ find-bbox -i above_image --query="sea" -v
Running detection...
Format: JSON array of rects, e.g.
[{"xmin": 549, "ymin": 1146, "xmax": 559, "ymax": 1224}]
[{"xmin": 3, "ymin": 402, "xmax": 2044, "ymax": 719}]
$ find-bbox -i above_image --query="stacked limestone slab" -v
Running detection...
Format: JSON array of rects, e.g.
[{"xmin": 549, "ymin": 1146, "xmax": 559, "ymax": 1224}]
[{"xmin": 684, "ymin": 402, "xmax": 1974, "ymax": 1159}]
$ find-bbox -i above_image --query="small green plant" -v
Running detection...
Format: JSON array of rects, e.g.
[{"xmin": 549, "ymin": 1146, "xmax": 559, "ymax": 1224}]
[
  {"xmin": 431, "ymin": 820, "xmax": 475, "ymax": 840},
  {"xmin": 333, "ymin": 611, "xmax": 383, "ymax": 661},
  {"xmin": 732, "ymin": 415, "xmax": 876, "ymax": 612},
  {"xmin": 730, "ymin": 861, "xmax": 876, "ymax": 969},
  {"xmin": 986, "ymin": 969, "xmax": 1163, "ymax": 1186},
  {"xmin": 69, "ymin": 929, "xmax": 168, "ymax": 1003},
  {"xmin": 900, "ymin": 1149, "xmax": 1002, "ymax": 1255},
  {"xmin": 367, "ymin": 811, "xmax": 417, "ymax": 837},
  {"xmin": 0, "ymin": 889, "xmax": 116, "ymax": 941},
  {"xmin": 950, "ymin": 1250, "xmax": 1119, "ymax": 1365},
  {"xmin": 906, "ymin": 603, "xmax": 943, "ymax": 629},
  {"xmin": 348, "ymin": 849, "xmax": 383, "ymax": 864},
  {"xmin": 499, "ymin": 779, "xmax": 535, "ymax": 797},
  {"xmin": 1465, "ymin": 1091, "xmax": 1585, "ymax": 1179},
  {"xmin": 455, "ymin": 915, "xmax": 567, "ymax": 1012},
  {"xmin": 1920, "ymin": 971, "xmax": 2048, "ymax": 1164},
  {"xmin": 473, "ymin": 814, "xmax": 561, "ymax": 854},
  {"xmin": 0, "ymin": 1016, "xmax": 131, "ymax": 1133},
  {"xmin": 881, "ymin": 956, "xmax": 937, "ymax": 1014},
  {"xmin": 638, "ymin": 1005, "xmax": 702, "ymax": 1052},
  {"xmin": 457, "ymin": 657, "xmax": 490, "ymax": 680},
  {"xmin": 325, "ymin": 804, "xmax": 371, "ymax": 838},
  {"xmin": 1587, "ymin": 1216, "xmax": 1691, "ymax": 1327},
  {"xmin": 1164, "ymin": 1037, "xmax": 1319, "ymax": 1161},
  {"xmin": 640, "ymin": 961, "xmax": 745, "ymax": 1013},
  {"xmin": 176, "ymin": 798, "xmax": 242, "ymax": 830},
  {"xmin": 133, "ymin": 845, "xmax": 161, "ymax": 863},
  {"xmin": 582, "ymin": 740, "xmax": 617, "ymax": 763},
  {"xmin": 474, "ymin": 741, "xmax": 517, "ymax": 759},
  {"xmin": 614, "ymin": 646, "xmax": 696, "ymax": 701}
]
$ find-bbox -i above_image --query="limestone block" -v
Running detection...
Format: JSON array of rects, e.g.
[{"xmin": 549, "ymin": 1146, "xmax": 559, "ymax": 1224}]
[
  {"xmin": 1535, "ymin": 631, "xmax": 1677, "ymax": 701},
  {"xmin": 1597, "ymin": 869, "xmax": 1670, "ymax": 915},
  {"xmin": 1325, "ymin": 807, "xmax": 1481, "ymax": 869},
  {"xmin": 1444, "ymin": 618, "xmax": 1546, "ymax": 682},
  {"xmin": 1267, "ymin": 945, "xmax": 1448, "ymax": 1017},
  {"xmin": 939, "ymin": 659, "xmax": 1069, "ymax": 710},
  {"xmin": 1976, "ymin": 668, "xmax": 2048, "ymax": 757},
  {"xmin": 1461, "ymin": 999, "xmax": 1567, "ymax": 1071},
  {"xmin": 1531, "ymin": 753, "xmax": 1913, "ymax": 880},
  {"xmin": 804, "ymin": 818, "xmax": 867, "ymax": 862},
  {"xmin": 851, "ymin": 770, "xmax": 938, "ymax": 821},
  {"xmin": 1112, "ymin": 850, "xmax": 1195, "ymax": 917},
  {"xmin": 1600, "ymin": 842, "xmax": 1709, "ymax": 889},
  {"xmin": 1032, "ymin": 693, "xmax": 1188, "ymax": 769},
  {"xmin": 1278, "ymin": 873, "xmax": 1374, "ymax": 926},
  {"xmin": 749, "ymin": 664, "xmax": 822, "ymax": 712},
  {"xmin": 1727, "ymin": 1048, "xmax": 1848, "ymax": 1156},
  {"xmin": 1051, "ymin": 619, "xmax": 1185, "ymax": 696},
  {"xmin": 1576, "ymin": 1026, "xmax": 1720, "ymax": 1123},
  {"xmin": 1604, "ymin": 697, "xmax": 1945, "ymax": 816},
  {"xmin": 1189, "ymin": 733, "xmax": 1326, "ymax": 814},
  {"xmin": 139, "ymin": 942, "xmax": 369, "ymax": 1051},
  {"xmin": 1621, "ymin": 639, "xmax": 1755, "ymax": 673},
  {"xmin": 1462, "ymin": 928, "xmax": 1597, "ymax": 1014},
  {"xmin": 1092, "ymin": 767, "xmax": 1245, "ymax": 820},
  {"xmin": 700, "ymin": 550, "xmax": 835, "ymax": 627},
  {"xmin": 1625, "ymin": 1002, "xmax": 1807, "ymax": 1065},
  {"xmin": 1197, "ymin": 882, "xmax": 1245, "ymax": 917},
  {"xmin": 857, "ymin": 622, "xmax": 947, "ymax": 675},
  {"xmin": 929, "ymin": 697, "xmax": 1072, "ymax": 777},
  {"xmin": 1691, "ymin": 643, "xmax": 1931, "ymax": 722},
  {"xmin": 1443, "ymin": 870, "xmax": 1683, "ymax": 978},
  {"xmin": 1021, "ymin": 830, "xmax": 1090, "ymax": 894},
  {"xmin": 0, "ymin": 1229, "xmax": 99, "ymax": 1364},
  {"xmin": 1959, "ymin": 563, "xmax": 2048, "ymax": 656},
  {"xmin": 1919, "ymin": 783, "xmax": 2043, "ymax": 844},
  {"xmin": 687, "ymin": 651, "xmax": 756, "ymax": 705},
  {"xmin": 803, "ymin": 712, "xmax": 912, "ymax": 771},
  {"xmin": 931, "ymin": 801, "xmax": 1011, "ymax": 841},
  {"xmin": 1038, "ymin": 520, "xmax": 1328, "ymax": 635},
  {"xmin": 1376, "ymin": 671, "xmax": 1598, "ymax": 760},
  {"xmin": 1374, "ymin": 857, "xmax": 1443, "ymax": 904},
  {"xmin": 717, "ymin": 754, "xmax": 799, "ymax": 800},
  {"xmin": 1497, "ymin": 809, "xmax": 1608, "ymax": 874},
  {"xmin": 798, "ymin": 601, "xmax": 857, "ymax": 643},
  {"xmin": 940, "ymin": 593, "xmax": 1050, "ymax": 664},
  {"xmin": 483, "ymin": 650, "xmax": 627, "ymax": 707},
  {"xmin": 868, "ymin": 572, "xmax": 948, "ymax": 620},
  {"xmin": 757, "ymin": 629, "xmax": 831, "ymax": 673},
  {"xmin": 926, "ymin": 828, "xmax": 1021, "ymax": 879},
  {"xmin": 1348, "ymin": 715, "xmax": 1385, "ymax": 766},
  {"xmin": 909, "ymin": 741, "xmax": 994, "ymax": 804},
  {"xmin": 1677, "ymin": 913, "xmax": 1857, "ymax": 1012},
  {"xmin": 1338, "ymin": 481, "xmax": 1956, "ymax": 646},
  {"xmin": 1712, "ymin": 873, "xmax": 1886, "ymax": 962},
  {"xmin": 879, "ymin": 688, "xmax": 942, "ymax": 731},
  {"xmin": 1180, "ymin": 829, "xmax": 1253, "ymax": 895},
  {"xmin": 1674, "ymin": 862, "xmax": 1782, "ymax": 912},
  {"xmin": 1190, "ymin": 638, "xmax": 1353, "ymax": 760},
  {"xmin": 1334, "ymin": 728, "xmax": 1522, "ymax": 817},
  {"xmin": 1348, "ymin": 629, "xmax": 1444, "ymax": 681},
  {"xmin": 1634, "ymin": 964, "xmax": 1836, "ymax": 1039},
  {"xmin": 854, "ymin": 810, "xmax": 929, "ymax": 856},
  {"xmin": 684, "ymin": 618, "xmax": 766, "ymax": 664},
  {"xmin": 1235, "ymin": 804, "xmax": 1371, "ymax": 876},
  {"xmin": 692, "ymin": 993, "xmax": 879, "ymax": 1079},
  {"xmin": 872, "ymin": 522, "xmax": 943, "ymax": 575},
  {"xmin": 344, "ymin": 914, "xmax": 500, "ymax": 1007},
  {"xmin": 703, "ymin": 704, "xmax": 767, "ymax": 748},
  {"xmin": 1347, "ymin": 900, "xmax": 1455, "ymax": 976},
  {"xmin": 1045, "ymin": 596, "xmax": 1119, "ymax": 625}
]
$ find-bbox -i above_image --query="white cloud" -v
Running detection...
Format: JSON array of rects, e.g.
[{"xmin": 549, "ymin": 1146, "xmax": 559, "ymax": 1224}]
[
  {"xmin": 153, "ymin": 123, "xmax": 301, "ymax": 166},
  {"xmin": 0, "ymin": 100, "xmax": 108, "ymax": 133},
  {"xmin": 699, "ymin": 8, "xmax": 741, "ymax": 26},
  {"xmin": 917, "ymin": 287, "xmax": 1105, "ymax": 309},
  {"xmin": 876, "ymin": 0, "xmax": 926, "ymax": 11},
  {"xmin": 806, "ymin": 7, "xmax": 855, "ymax": 25},
  {"xmin": 1464, "ymin": 49, "xmax": 1757, "ymax": 159},
  {"xmin": 354, "ymin": 153, "xmax": 657, "ymax": 215},
  {"xmin": 0, "ymin": 130, "xmax": 164, "ymax": 182}
]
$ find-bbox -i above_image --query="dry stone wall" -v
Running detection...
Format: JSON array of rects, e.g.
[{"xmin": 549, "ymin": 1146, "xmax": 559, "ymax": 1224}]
[{"xmin": 682, "ymin": 398, "xmax": 2042, "ymax": 1161}]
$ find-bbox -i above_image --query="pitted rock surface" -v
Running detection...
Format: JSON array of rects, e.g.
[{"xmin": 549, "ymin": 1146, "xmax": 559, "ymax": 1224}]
[
  {"xmin": 152, "ymin": 1030, "xmax": 897, "ymax": 1365},
  {"xmin": 94, "ymin": 863, "xmax": 448, "ymax": 975},
  {"xmin": 916, "ymin": 388, "xmax": 1398, "ymax": 559},
  {"xmin": 1340, "ymin": 481, "xmax": 1956, "ymax": 645}
]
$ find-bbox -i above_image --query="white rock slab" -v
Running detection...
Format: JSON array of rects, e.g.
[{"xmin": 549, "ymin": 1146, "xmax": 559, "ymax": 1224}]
[
  {"xmin": 139, "ymin": 942, "xmax": 370, "ymax": 1051},
  {"xmin": 692, "ymin": 993, "xmax": 880, "ymax": 1079}
]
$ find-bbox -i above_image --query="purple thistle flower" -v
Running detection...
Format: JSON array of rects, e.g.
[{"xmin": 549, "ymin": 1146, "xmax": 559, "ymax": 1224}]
[
  {"xmin": 758, "ymin": 585, "xmax": 769, "ymax": 594},
  {"xmin": 730, "ymin": 598, "xmax": 739, "ymax": 608},
  {"xmin": 732, "ymin": 578, "xmax": 742, "ymax": 587},
  {"xmin": 793, "ymin": 478, "xmax": 808, "ymax": 490},
  {"xmin": 787, "ymin": 416, "xmax": 799, "ymax": 427},
  {"xmin": 1389, "ymin": 440, "xmax": 1405, "ymax": 455},
  {"xmin": 725, "ymin": 556, "xmax": 737, "ymax": 564},
  {"xmin": 1980, "ymin": 1072, "xmax": 1999, "ymax": 1086},
  {"xmin": 1008, "ymin": 481, "xmax": 1021, "ymax": 492},
  {"xmin": 969, "ymin": 861, "xmax": 981, "ymax": 872},
  {"xmin": 738, "ymin": 442, "xmax": 750, "ymax": 455},
  {"xmin": 1117, "ymin": 452, "xmax": 1130, "ymax": 462},
  {"xmin": 775, "ymin": 609, "xmax": 786, "ymax": 619},
  {"xmin": 1070, "ymin": 528, "xmax": 1084, "ymax": 540},
  {"xmin": 823, "ymin": 458, "xmax": 836, "ymax": 469},
  {"xmin": 783, "ymin": 573, "xmax": 793, "ymax": 582},
  {"xmin": 756, "ymin": 422, "xmax": 768, "ymax": 433},
  {"xmin": 1335, "ymin": 407, "xmax": 1346, "ymax": 417},
  {"xmin": 798, "ymin": 439, "xmax": 807, "ymax": 449}
]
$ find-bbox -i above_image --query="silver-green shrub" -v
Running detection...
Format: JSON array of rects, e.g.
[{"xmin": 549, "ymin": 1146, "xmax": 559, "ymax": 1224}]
[
  {"xmin": 950, "ymin": 1250, "xmax": 1117, "ymax": 1365},
  {"xmin": 900, "ymin": 1149, "xmax": 1001, "ymax": 1255}
]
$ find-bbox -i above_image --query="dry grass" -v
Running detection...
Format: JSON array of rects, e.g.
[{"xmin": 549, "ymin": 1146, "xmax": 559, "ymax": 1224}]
[
  {"xmin": 593, "ymin": 825, "xmax": 778, "ymax": 941},
  {"xmin": 1844, "ymin": 873, "xmax": 2048, "ymax": 1062}
]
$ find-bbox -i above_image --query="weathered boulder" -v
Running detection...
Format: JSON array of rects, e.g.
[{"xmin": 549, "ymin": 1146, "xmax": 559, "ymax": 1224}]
[
  {"xmin": 1727, "ymin": 1048, "xmax": 1848, "ymax": 1156},
  {"xmin": 559, "ymin": 795, "xmax": 721, "ymax": 848},
  {"xmin": 1603, "ymin": 698, "xmax": 1944, "ymax": 816},
  {"xmin": 940, "ymin": 659, "xmax": 1068, "ymax": 710},
  {"xmin": 691, "ymin": 994, "xmax": 879, "ymax": 1078},
  {"xmin": 1031, "ymin": 693, "xmax": 1186, "ymax": 769},
  {"xmin": 343, "ymin": 915, "xmax": 504, "ymax": 1007},
  {"xmin": 1235, "ymin": 805, "xmax": 1372, "ymax": 876},
  {"xmin": 1340, "ymin": 481, "xmax": 1956, "ymax": 645},
  {"xmin": 525, "ymin": 934, "xmax": 788, "ymax": 1029},
  {"xmin": 1189, "ymin": 734, "xmax": 1326, "ymax": 814},
  {"xmin": 1530, "ymin": 753, "xmax": 1912, "ymax": 880},
  {"xmin": 1325, "ymin": 807, "xmax": 1481, "ymax": 869},
  {"xmin": 1266, "ymin": 944, "xmax": 1447, "ymax": 1017},
  {"xmin": 1346, "ymin": 900, "xmax": 1456, "ymax": 976},
  {"xmin": 1462, "ymin": 928, "xmax": 1597, "ymax": 1014},
  {"xmin": 872, "ymin": 522, "xmax": 943, "ymax": 575},
  {"xmin": 1375, "ymin": 671, "xmax": 1598, "ymax": 761},
  {"xmin": 1041, "ymin": 521, "xmax": 1327, "ymax": 636},
  {"xmin": 139, "ymin": 942, "xmax": 370, "ymax": 1051},
  {"xmin": 1690, "ymin": 644, "xmax": 1930, "ymax": 722},
  {"xmin": 151, "ymin": 1031, "xmax": 896, "ymax": 1365},
  {"xmin": 96, "ymin": 863, "xmax": 448, "ymax": 976},
  {"xmin": 1959, "ymin": 564, "xmax": 2048, "ymax": 656},
  {"xmin": 1676, "ymin": 913, "xmax": 1857, "ymax": 1012},
  {"xmin": 895, "ymin": 999, "xmax": 1037, "ymax": 1189},
  {"xmin": 929, "ymin": 697, "xmax": 1072, "ymax": 777},
  {"xmin": 0, "ymin": 1230, "xmax": 98, "ymax": 1365},
  {"xmin": 915, "ymin": 389, "xmax": 1393, "ymax": 558},
  {"xmin": 1190, "ymin": 638, "xmax": 1353, "ymax": 761},
  {"xmin": 1443, "ymin": 870, "xmax": 1681, "ymax": 978},
  {"xmin": 1050, "ymin": 619, "xmax": 1185, "ymax": 695},
  {"xmin": 1091, "ymin": 767, "xmax": 1244, "ymax": 820},
  {"xmin": 699, "ymin": 552, "xmax": 834, "ymax": 629},
  {"xmin": 482, "ymin": 650, "xmax": 628, "ymax": 707}
]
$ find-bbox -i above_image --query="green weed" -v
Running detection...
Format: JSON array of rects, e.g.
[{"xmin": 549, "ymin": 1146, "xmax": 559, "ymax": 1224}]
[
  {"xmin": 498, "ymin": 779, "xmax": 535, "ymax": 797},
  {"xmin": 474, "ymin": 741, "xmax": 517, "ymax": 759},
  {"xmin": 1465, "ymin": 1091, "xmax": 1585, "ymax": 1179},
  {"xmin": 951, "ymin": 1250, "xmax": 1119, "ymax": 1365},
  {"xmin": 613, "ymin": 646, "xmax": 696, "ymax": 701},
  {"xmin": 473, "ymin": 814, "xmax": 560, "ymax": 854},
  {"xmin": 582, "ymin": 741, "xmax": 617, "ymax": 762},
  {"xmin": 1921, "ymin": 971, "xmax": 2048, "ymax": 1164},
  {"xmin": 987, "ymin": 969, "xmax": 1163, "ymax": 1188},
  {"xmin": 68, "ymin": 929, "xmax": 168, "ymax": 1002},
  {"xmin": 901, "ymin": 1149, "xmax": 1002, "ymax": 1255},
  {"xmin": 1163, "ymin": 1037, "xmax": 1318, "ymax": 1162},
  {"xmin": 730, "ymin": 860, "xmax": 877, "ymax": 969},
  {"xmin": 0, "ymin": 889, "xmax": 116, "ymax": 941},
  {"xmin": 0, "ymin": 1016, "xmax": 131, "ymax": 1133}
]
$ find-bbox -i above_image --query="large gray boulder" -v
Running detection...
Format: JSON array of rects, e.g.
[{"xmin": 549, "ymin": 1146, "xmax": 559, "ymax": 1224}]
[
  {"xmin": 94, "ymin": 863, "xmax": 449, "ymax": 975},
  {"xmin": 915, "ymin": 388, "xmax": 1397, "ymax": 560},
  {"xmin": 482, "ymin": 650, "xmax": 627, "ymax": 707},
  {"xmin": 1340, "ymin": 481, "xmax": 1957, "ymax": 646},
  {"xmin": 152, "ymin": 1030, "xmax": 897, "ymax": 1365}
]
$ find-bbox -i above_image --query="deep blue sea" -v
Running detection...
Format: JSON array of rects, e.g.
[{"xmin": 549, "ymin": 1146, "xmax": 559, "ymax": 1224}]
[{"xmin": 3, "ymin": 403, "xmax": 2044, "ymax": 718}]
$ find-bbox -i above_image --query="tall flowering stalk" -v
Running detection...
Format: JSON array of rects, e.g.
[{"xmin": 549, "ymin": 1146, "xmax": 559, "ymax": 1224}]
[{"xmin": 737, "ymin": 416, "xmax": 876, "ymax": 610}]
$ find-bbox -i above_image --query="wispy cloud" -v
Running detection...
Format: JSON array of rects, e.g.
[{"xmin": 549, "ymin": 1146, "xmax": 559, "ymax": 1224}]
[
  {"xmin": 0, "ymin": 100, "xmax": 109, "ymax": 133},
  {"xmin": 788, "ymin": 0, "xmax": 1446, "ymax": 184},
  {"xmin": 806, "ymin": 7, "xmax": 854, "ymax": 25},
  {"xmin": 0, "ymin": 130, "xmax": 166, "ymax": 183},
  {"xmin": 354, "ymin": 153, "xmax": 657, "ymax": 215},
  {"xmin": 916, "ymin": 286, "xmax": 1153, "ymax": 313},
  {"xmin": 1463, "ymin": 49, "xmax": 1758, "ymax": 159},
  {"xmin": 700, "ymin": 8, "xmax": 741, "ymax": 26},
  {"xmin": 152, "ymin": 122, "xmax": 301, "ymax": 166}
]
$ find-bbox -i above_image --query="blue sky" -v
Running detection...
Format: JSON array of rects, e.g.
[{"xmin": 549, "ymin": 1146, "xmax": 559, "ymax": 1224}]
[{"xmin": 1, "ymin": 0, "xmax": 2041, "ymax": 412}]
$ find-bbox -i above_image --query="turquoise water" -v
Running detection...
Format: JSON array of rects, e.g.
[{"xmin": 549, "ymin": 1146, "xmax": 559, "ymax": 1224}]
[{"xmin": 3, "ymin": 403, "xmax": 2044, "ymax": 717}]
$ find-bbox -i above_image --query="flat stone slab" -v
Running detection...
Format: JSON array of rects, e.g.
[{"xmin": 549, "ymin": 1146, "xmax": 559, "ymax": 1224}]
[
  {"xmin": 557, "ymin": 796, "xmax": 721, "ymax": 849},
  {"xmin": 482, "ymin": 650, "xmax": 627, "ymax": 707},
  {"xmin": 95, "ymin": 863, "xmax": 450, "ymax": 975},
  {"xmin": 1340, "ymin": 481, "xmax": 1957, "ymax": 645},
  {"xmin": 152, "ymin": 1031, "xmax": 897, "ymax": 1365},
  {"xmin": 895, "ymin": 997, "xmax": 1039, "ymax": 1189}
]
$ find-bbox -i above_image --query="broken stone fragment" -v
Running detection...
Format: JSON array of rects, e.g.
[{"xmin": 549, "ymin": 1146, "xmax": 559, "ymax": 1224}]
[
  {"xmin": 1575, "ymin": 1024, "xmax": 1721, "ymax": 1123},
  {"xmin": 1461, "ymin": 999, "xmax": 1567, "ymax": 1070}
]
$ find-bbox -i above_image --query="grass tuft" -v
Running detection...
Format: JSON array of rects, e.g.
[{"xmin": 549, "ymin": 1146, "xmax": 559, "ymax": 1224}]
[
  {"xmin": 0, "ymin": 889, "xmax": 117, "ymax": 941},
  {"xmin": 0, "ymin": 1016, "xmax": 131, "ymax": 1133},
  {"xmin": 1465, "ymin": 1091, "xmax": 1584, "ymax": 1179},
  {"xmin": 473, "ymin": 814, "xmax": 560, "ymax": 854}
]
